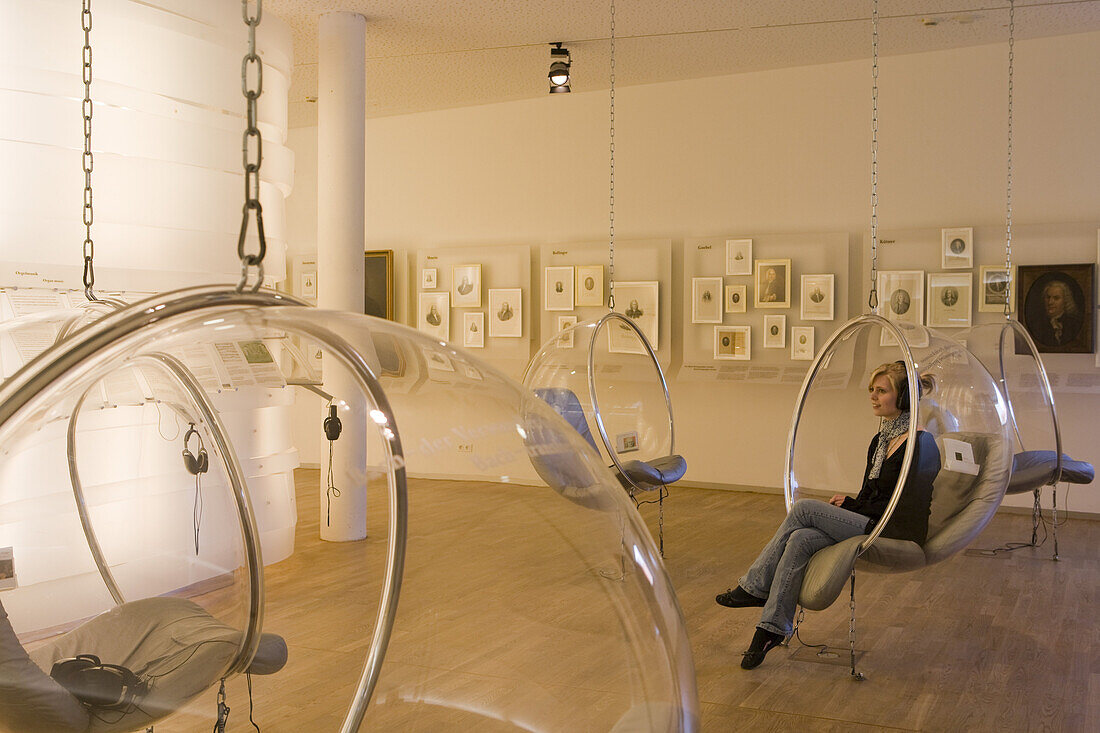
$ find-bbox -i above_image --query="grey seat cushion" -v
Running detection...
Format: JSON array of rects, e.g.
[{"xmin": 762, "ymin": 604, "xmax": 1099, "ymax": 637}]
[
  {"xmin": 1007, "ymin": 451, "xmax": 1095, "ymax": 494},
  {"xmin": 619, "ymin": 454, "xmax": 687, "ymax": 491},
  {"xmin": 532, "ymin": 388, "xmax": 599, "ymax": 452}
]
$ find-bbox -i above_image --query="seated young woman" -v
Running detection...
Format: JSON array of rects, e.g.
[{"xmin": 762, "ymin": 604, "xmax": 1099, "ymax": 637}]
[{"xmin": 715, "ymin": 360, "xmax": 940, "ymax": 669}]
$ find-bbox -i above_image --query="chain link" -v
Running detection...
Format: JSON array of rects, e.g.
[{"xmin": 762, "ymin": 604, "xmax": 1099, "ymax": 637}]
[
  {"xmin": 1003, "ymin": 0, "xmax": 1015, "ymax": 319},
  {"xmin": 237, "ymin": 0, "xmax": 266, "ymax": 292},
  {"xmin": 606, "ymin": 0, "xmax": 617, "ymax": 310},
  {"xmin": 867, "ymin": 0, "xmax": 880, "ymax": 313},
  {"xmin": 81, "ymin": 0, "xmax": 98, "ymax": 301},
  {"xmin": 848, "ymin": 571, "xmax": 859, "ymax": 677}
]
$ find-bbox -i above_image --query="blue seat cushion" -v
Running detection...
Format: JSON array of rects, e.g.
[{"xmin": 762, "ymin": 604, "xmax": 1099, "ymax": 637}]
[
  {"xmin": 533, "ymin": 388, "xmax": 599, "ymax": 453},
  {"xmin": 1008, "ymin": 450, "xmax": 1095, "ymax": 494},
  {"xmin": 618, "ymin": 454, "xmax": 687, "ymax": 491}
]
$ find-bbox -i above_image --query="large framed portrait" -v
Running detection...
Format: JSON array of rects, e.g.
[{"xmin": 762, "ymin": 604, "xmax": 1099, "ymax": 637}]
[
  {"xmin": 754, "ymin": 258, "xmax": 791, "ymax": 308},
  {"xmin": 691, "ymin": 277, "xmax": 724, "ymax": 324},
  {"xmin": 800, "ymin": 273, "xmax": 834, "ymax": 321},
  {"xmin": 364, "ymin": 250, "xmax": 394, "ymax": 320},
  {"xmin": 544, "ymin": 266, "xmax": 575, "ymax": 311},
  {"xmin": 978, "ymin": 265, "xmax": 1016, "ymax": 313},
  {"xmin": 488, "ymin": 288, "xmax": 523, "ymax": 338},
  {"xmin": 714, "ymin": 325, "xmax": 750, "ymax": 360},
  {"xmin": 877, "ymin": 270, "xmax": 924, "ymax": 345},
  {"xmin": 451, "ymin": 264, "xmax": 482, "ymax": 307},
  {"xmin": 791, "ymin": 326, "xmax": 815, "ymax": 361},
  {"xmin": 1017, "ymin": 264, "xmax": 1094, "ymax": 353},
  {"xmin": 927, "ymin": 273, "xmax": 972, "ymax": 328},
  {"xmin": 418, "ymin": 291, "xmax": 450, "ymax": 341},
  {"xmin": 725, "ymin": 284, "xmax": 747, "ymax": 313},
  {"xmin": 462, "ymin": 312, "xmax": 484, "ymax": 348},
  {"xmin": 575, "ymin": 265, "xmax": 604, "ymax": 307},
  {"xmin": 763, "ymin": 314, "xmax": 786, "ymax": 348},
  {"xmin": 613, "ymin": 281, "xmax": 659, "ymax": 350},
  {"xmin": 725, "ymin": 239, "xmax": 752, "ymax": 276},
  {"xmin": 941, "ymin": 227, "xmax": 973, "ymax": 269}
]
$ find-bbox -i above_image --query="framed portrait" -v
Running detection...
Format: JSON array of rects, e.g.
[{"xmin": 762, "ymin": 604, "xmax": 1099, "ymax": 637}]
[
  {"xmin": 421, "ymin": 346, "xmax": 455, "ymax": 372},
  {"xmin": 714, "ymin": 325, "xmax": 750, "ymax": 360},
  {"xmin": 726, "ymin": 284, "xmax": 747, "ymax": 313},
  {"xmin": 556, "ymin": 315, "xmax": 578, "ymax": 349},
  {"xmin": 978, "ymin": 265, "xmax": 1017, "ymax": 313},
  {"xmin": 877, "ymin": 270, "xmax": 925, "ymax": 345},
  {"xmin": 726, "ymin": 239, "xmax": 752, "ymax": 276},
  {"xmin": 613, "ymin": 281, "xmax": 659, "ymax": 350},
  {"xmin": 451, "ymin": 264, "xmax": 482, "ymax": 307},
  {"xmin": 927, "ymin": 273, "xmax": 972, "ymax": 328},
  {"xmin": 421, "ymin": 268, "xmax": 437, "ymax": 289},
  {"xmin": 488, "ymin": 288, "xmax": 523, "ymax": 338},
  {"xmin": 691, "ymin": 277, "xmax": 724, "ymax": 324},
  {"xmin": 462, "ymin": 312, "xmax": 485, "ymax": 348},
  {"xmin": 754, "ymin": 258, "xmax": 791, "ymax": 308},
  {"xmin": 800, "ymin": 273, "xmax": 834, "ymax": 321},
  {"xmin": 941, "ymin": 227, "xmax": 974, "ymax": 270},
  {"xmin": 1017, "ymin": 263, "xmax": 1095, "ymax": 353},
  {"xmin": 544, "ymin": 266, "xmax": 575, "ymax": 311},
  {"xmin": 763, "ymin": 314, "xmax": 786, "ymax": 348},
  {"xmin": 364, "ymin": 250, "xmax": 394, "ymax": 320},
  {"xmin": 575, "ymin": 265, "xmax": 604, "ymax": 307},
  {"xmin": 791, "ymin": 326, "xmax": 815, "ymax": 361},
  {"xmin": 418, "ymin": 292, "xmax": 449, "ymax": 341}
]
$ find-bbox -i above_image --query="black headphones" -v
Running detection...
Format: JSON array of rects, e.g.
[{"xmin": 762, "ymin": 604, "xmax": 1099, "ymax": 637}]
[
  {"xmin": 324, "ymin": 404, "xmax": 343, "ymax": 441},
  {"xmin": 893, "ymin": 360, "xmax": 921, "ymax": 411},
  {"xmin": 50, "ymin": 654, "xmax": 147, "ymax": 710},
  {"xmin": 182, "ymin": 423, "xmax": 209, "ymax": 475}
]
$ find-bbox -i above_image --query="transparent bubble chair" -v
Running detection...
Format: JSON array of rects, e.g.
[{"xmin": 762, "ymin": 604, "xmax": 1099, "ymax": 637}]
[
  {"xmin": 523, "ymin": 313, "xmax": 686, "ymax": 557},
  {"xmin": 959, "ymin": 320, "xmax": 1094, "ymax": 559},
  {"xmin": 0, "ymin": 287, "xmax": 699, "ymax": 731},
  {"xmin": 784, "ymin": 316, "xmax": 1013, "ymax": 676}
]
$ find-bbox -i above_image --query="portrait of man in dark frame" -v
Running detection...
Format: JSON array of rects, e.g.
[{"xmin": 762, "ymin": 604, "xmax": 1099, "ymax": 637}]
[{"xmin": 1017, "ymin": 263, "xmax": 1094, "ymax": 353}]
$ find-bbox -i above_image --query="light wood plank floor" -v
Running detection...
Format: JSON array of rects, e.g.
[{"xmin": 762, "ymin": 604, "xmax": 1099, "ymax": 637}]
[{"xmin": 155, "ymin": 470, "xmax": 1098, "ymax": 731}]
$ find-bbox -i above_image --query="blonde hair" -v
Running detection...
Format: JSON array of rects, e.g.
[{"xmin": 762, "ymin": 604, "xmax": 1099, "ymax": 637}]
[{"xmin": 867, "ymin": 361, "xmax": 935, "ymax": 407}]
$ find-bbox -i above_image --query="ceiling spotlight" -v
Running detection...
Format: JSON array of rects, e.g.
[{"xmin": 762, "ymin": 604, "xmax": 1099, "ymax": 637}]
[{"xmin": 549, "ymin": 43, "xmax": 571, "ymax": 94}]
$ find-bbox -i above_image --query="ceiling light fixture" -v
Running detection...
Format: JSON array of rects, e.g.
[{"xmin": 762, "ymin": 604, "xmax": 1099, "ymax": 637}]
[{"xmin": 549, "ymin": 43, "xmax": 571, "ymax": 94}]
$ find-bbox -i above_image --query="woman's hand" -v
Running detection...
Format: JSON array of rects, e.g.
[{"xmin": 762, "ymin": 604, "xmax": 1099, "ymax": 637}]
[{"xmin": 828, "ymin": 494, "xmax": 846, "ymax": 507}]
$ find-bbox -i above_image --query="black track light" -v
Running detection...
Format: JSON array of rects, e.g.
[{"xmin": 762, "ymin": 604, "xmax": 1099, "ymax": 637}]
[{"xmin": 549, "ymin": 43, "xmax": 571, "ymax": 94}]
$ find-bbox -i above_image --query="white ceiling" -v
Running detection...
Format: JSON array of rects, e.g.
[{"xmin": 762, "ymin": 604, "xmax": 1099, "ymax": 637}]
[{"xmin": 264, "ymin": 0, "xmax": 1100, "ymax": 126}]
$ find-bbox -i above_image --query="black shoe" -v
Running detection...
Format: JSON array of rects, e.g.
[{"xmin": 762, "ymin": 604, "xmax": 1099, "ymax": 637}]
[
  {"xmin": 740, "ymin": 628, "xmax": 785, "ymax": 670},
  {"xmin": 715, "ymin": 586, "xmax": 766, "ymax": 608}
]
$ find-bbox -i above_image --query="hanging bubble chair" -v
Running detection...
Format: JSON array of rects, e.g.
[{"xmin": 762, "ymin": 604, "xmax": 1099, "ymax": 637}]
[
  {"xmin": 523, "ymin": 313, "xmax": 686, "ymax": 556},
  {"xmin": 0, "ymin": 287, "xmax": 699, "ymax": 731}
]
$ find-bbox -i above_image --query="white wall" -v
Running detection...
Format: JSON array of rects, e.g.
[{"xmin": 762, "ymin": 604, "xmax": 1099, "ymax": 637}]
[{"xmin": 286, "ymin": 31, "xmax": 1100, "ymax": 514}]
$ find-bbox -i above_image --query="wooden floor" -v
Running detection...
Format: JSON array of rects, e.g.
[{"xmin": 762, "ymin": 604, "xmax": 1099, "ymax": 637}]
[{"xmin": 155, "ymin": 469, "xmax": 1099, "ymax": 731}]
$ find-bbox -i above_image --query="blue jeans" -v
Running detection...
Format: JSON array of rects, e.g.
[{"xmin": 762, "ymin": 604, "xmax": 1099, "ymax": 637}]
[{"xmin": 738, "ymin": 499, "xmax": 870, "ymax": 636}]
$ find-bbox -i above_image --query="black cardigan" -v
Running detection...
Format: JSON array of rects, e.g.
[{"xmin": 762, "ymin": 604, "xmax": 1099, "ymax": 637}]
[{"xmin": 840, "ymin": 430, "xmax": 941, "ymax": 544}]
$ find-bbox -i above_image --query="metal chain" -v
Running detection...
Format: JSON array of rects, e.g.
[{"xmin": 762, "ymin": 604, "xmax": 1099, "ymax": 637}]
[
  {"xmin": 606, "ymin": 0, "xmax": 616, "ymax": 310},
  {"xmin": 1003, "ymin": 0, "xmax": 1015, "ymax": 320},
  {"xmin": 848, "ymin": 571, "xmax": 860, "ymax": 678},
  {"xmin": 81, "ymin": 0, "xmax": 98, "ymax": 301},
  {"xmin": 867, "ymin": 0, "xmax": 880, "ymax": 313},
  {"xmin": 237, "ymin": 0, "xmax": 266, "ymax": 292}
]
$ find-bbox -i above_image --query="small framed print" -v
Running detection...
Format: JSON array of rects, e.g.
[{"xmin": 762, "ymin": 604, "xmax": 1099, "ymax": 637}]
[
  {"xmin": 462, "ymin": 312, "xmax": 485, "ymax": 348},
  {"xmin": 421, "ymin": 268, "xmax": 438, "ymax": 289},
  {"xmin": 299, "ymin": 271, "xmax": 317, "ymax": 299},
  {"xmin": 575, "ymin": 265, "xmax": 604, "ymax": 307},
  {"xmin": 791, "ymin": 326, "xmax": 815, "ymax": 361},
  {"xmin": 0, "ymin": 546, "xmax": 15, "ymax": 590},
  {"xmin": 544, "ymin": 266, "xmax": 575, "ymax": 311},
  {"xmin": 927, "ymin": 273, "xmax": 973, "ymax": 328},
  {"xmin": 726, "ymin": 284, "xmax": 747, "ymax": 313},
  {"xmin": 800, "ymin": 273, "xmax": 834, "ymax": 321},
  {"xmin": 451, "ymin": 264, "xmax": 482, "ymax": 307},
  {"xmin": 978, "ymin": 265, "xmax": 1016, "ymax": 313},
  {"xmin": 418, "ymin": 292, "xmax": 449, "ymax": 341},
  {"xmin": 714, "ymin": 325, "xmax": 751, "ymax": 360},
  {"xmin": 754, "ymin": 258, "xmax": 791, "ymax": 308},
  {"xmin": 613, "ymin": 281, "xmax": 660, "ymax": 350},
  {"xmin": 878, "ymin": 270, "xmax": 925, "ymax": 345},
  {"xmin": 488, "ymin": 288, "xmax": 523, "ymax": 338},
  {"xmin": 556, "ymin": 315, "xmax": 578, "ymax": 349},
  {"xmin": 942, "ymin": 227, "xmax": 974, "ymax": 269},
  {"xmin": 763, "ymin": 314, "xmax": 786, "ymax": 348},
  {"xmin": 726, "ymin": 239, "xmax": 752, "ymax": 276},
  {"xmin": 692, "ymin": 277, "xmax": 724, "ymax": 324}
]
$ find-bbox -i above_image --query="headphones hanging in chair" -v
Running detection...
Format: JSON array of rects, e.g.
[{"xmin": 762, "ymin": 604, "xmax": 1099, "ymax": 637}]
[
  {"xmin": 183, "ymin": 422, "xmax": 209, "ymax": 475},
  {"xmin": 893, "ymin": 360, "xmax": 922, "ymax": 412},
  {"xmin": 324, "ymin": 404, "xmax": 342, "ymax": 441},
  {"xmin": 50, "ymin": 654, "xmax": 147, "ymax": 710}
]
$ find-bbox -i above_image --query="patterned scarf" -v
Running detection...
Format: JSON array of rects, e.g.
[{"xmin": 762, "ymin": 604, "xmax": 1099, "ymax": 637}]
[{"xmin": 869, "ymin": 411, "xmax": 910, "ymax": 479}]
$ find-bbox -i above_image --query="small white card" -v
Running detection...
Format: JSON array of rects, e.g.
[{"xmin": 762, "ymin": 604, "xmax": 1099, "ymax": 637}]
[{"xmin": 942, "ymin": 438, "xmax": 979, "ymax": 475}]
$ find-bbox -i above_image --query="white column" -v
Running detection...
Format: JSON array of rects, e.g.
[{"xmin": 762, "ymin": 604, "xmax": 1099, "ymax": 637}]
[{"xmin": 317, "ymin": 11, "xmax": 367, "ymax": 541}]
